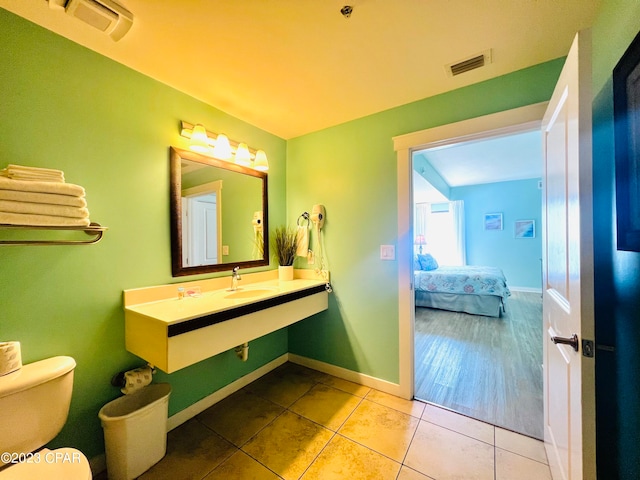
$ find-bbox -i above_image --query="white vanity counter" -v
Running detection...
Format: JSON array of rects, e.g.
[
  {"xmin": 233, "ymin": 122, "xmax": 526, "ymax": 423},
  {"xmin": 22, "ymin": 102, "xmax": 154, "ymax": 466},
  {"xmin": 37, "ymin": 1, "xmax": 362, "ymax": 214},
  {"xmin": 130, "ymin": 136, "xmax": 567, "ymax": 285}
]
[
  {"xmin": 124, "ymin": 270, "xmax": 329, "ymax": 373},
  {"xmin": 126, "ymin": 277, "xmax": 327, "ymax": 325}
]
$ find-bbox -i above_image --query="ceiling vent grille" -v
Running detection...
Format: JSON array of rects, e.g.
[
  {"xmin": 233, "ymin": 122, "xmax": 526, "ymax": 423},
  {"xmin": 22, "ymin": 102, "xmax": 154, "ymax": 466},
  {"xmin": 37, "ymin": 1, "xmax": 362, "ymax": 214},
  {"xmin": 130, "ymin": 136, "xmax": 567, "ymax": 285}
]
[
  {"xmin": 446, "ymin": 49, "xmax": 492, "ymax": 77},
  {"xmin": 48, "ymin": 0, "xmax": 133, "ymax": 41}
]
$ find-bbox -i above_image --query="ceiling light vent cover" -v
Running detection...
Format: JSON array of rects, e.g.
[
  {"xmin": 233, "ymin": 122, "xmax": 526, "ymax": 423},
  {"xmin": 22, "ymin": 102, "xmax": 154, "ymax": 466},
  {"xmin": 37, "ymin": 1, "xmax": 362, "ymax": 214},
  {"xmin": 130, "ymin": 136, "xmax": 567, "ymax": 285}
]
[{"xmin": 446, "ymin": 49, "xmax": 492, "ymax": 77}]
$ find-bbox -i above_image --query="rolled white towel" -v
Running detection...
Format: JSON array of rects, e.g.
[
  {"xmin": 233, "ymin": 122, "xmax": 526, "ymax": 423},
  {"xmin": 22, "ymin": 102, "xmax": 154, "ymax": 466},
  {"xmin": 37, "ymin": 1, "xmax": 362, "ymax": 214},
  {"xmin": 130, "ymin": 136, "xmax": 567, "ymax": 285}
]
[
  {"xmin": 0, "ymin": 176, "xmax": 85, "ymax": 197},
  {"xmin": 0, "ymin": 200, "xmax": 89, "ymax": 219},
  {"xmin": 0, "ymin": 189, "xmax": 87, "ymax": 207}
]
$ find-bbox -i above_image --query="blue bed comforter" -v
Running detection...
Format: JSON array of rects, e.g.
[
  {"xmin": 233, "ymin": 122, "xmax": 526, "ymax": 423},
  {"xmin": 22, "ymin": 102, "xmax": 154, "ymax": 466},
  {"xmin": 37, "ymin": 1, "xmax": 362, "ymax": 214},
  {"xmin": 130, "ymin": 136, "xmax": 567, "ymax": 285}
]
[{"xmin": 414, "ymin": 265, "xmax": 511, "ymax": 299}]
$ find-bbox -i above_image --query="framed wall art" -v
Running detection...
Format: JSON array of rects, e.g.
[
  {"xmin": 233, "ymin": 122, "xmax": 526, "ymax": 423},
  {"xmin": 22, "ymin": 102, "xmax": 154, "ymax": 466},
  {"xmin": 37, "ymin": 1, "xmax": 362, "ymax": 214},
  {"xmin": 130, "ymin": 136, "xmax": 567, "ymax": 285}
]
[
  {"xmin": 484, "ymin": 213, "xmax": 503, "ymax": 231},
  {"xmin": 614, "ymin": 30, "xmax": 640, "ymax": 252},
  {"xmin": 515, "ymin": 220, "xmax": 535, "ymax": 239}
]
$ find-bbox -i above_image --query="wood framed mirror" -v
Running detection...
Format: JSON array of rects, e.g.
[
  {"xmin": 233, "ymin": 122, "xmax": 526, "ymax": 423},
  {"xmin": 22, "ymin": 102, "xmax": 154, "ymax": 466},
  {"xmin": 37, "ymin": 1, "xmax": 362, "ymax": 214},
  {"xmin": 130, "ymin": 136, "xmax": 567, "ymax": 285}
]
[{"xmin": 170, "ymin": 147, "xmax": 269, "ymax": 276}]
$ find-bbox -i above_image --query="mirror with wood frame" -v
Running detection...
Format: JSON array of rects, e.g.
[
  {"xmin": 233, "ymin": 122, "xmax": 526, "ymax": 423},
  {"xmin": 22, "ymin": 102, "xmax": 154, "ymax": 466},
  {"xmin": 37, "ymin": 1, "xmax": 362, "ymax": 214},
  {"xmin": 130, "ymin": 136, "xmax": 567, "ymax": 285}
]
[{"xmin": 170, "ymin": 147, "xmax": 268, "ymax": 276}]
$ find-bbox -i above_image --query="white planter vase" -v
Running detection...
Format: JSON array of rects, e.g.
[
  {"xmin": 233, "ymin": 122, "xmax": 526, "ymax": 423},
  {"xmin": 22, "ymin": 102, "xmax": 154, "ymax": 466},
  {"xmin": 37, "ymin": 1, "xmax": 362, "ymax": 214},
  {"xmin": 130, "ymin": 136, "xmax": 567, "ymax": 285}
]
[{"xmin": 278, "ymin": 265, "xmax": 294, "ymax": 282}]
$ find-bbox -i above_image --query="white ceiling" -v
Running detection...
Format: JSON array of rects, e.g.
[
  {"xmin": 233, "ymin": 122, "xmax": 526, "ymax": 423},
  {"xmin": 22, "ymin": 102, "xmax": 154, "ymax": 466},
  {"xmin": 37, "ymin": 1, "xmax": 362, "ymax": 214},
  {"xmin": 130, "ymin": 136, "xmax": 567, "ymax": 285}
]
[
  {"xmin": 0, "ymin": 0, "xmax": 601, "ymax": 139},
  {"xmin": 415, "ymin": 129, "xmax": 543, "ymax": 191}
]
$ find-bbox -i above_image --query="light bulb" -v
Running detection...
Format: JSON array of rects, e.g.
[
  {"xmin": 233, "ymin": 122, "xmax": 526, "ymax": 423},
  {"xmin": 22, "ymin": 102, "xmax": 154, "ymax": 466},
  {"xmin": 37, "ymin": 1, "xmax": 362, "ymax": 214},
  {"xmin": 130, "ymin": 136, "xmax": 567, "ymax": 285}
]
[
  {"xmin": 212, "ymin": 133, "xmax": 232, "ymax": 160},
  {"xmin": 235, "ymin": 143, "xmax": 251, "ymax": 166},
  {"xmin": 253, "ymin": 150, "xmax": 269, "ymax": 171},
  {"xmin": 189, "ymin": 124, "xmax": 210, "ymax": 154}
]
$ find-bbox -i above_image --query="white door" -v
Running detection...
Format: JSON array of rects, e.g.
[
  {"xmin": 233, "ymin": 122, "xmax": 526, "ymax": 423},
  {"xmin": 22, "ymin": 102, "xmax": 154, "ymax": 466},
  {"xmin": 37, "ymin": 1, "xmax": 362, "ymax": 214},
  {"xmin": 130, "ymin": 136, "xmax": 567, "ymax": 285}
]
[
  {"xmin": 542, "ymin": 30, "xmax": 595, "ymax": 480},
  {"xmin": 190, "ymin": 194, "xmax": 218, "ymax": 266}
]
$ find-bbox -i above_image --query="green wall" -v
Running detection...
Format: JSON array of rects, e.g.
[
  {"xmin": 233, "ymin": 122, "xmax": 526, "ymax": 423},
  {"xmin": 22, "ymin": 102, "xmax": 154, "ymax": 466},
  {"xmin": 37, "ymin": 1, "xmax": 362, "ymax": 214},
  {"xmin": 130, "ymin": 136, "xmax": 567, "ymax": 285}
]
[
  {"xmin": 221, "ymin": 173, "xmax": 263, "ymax": 263},
  {"xmin": 286, "ymin": 59, "xmax": 564, "ymax": 382},
  {"xmin": 0, "ymin": 8, "xmax": 287, "ymax": 459},
  {"xmin": 591, "ymin": 1, "xmax": 640, "ymax": 477},
  {"xmin": 11, "ymin": 2, "xmax": 633, "ymax": 471}
]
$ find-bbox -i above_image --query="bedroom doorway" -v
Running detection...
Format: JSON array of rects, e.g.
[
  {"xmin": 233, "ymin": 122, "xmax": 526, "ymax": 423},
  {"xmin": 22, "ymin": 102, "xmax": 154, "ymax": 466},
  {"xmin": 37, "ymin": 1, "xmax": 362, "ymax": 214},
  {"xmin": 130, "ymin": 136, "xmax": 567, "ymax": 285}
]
[{"xmin": 402, "ymin": 106, "xmax": 546, "ymax": 439}]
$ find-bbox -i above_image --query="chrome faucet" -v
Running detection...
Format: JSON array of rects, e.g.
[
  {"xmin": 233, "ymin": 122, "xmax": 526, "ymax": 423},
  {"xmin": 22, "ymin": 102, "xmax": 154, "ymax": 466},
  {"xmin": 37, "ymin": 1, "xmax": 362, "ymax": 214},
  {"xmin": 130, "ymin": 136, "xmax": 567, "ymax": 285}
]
[{"xmin": 230, "ymin": 266, "xmax": 241, "ymax": 291}]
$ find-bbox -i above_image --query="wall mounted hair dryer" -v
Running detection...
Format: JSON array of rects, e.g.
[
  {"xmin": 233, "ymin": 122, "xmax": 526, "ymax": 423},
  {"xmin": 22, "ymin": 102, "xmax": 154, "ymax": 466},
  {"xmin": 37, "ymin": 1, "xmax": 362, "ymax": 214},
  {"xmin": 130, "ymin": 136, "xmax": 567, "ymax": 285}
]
[
  {"xmin": 252, "ymin": 211, "xmax": 263, "ymax": 231},
  {"xmin": 310, "ymin": 204, "xmax": 325, "ymax": 230}
]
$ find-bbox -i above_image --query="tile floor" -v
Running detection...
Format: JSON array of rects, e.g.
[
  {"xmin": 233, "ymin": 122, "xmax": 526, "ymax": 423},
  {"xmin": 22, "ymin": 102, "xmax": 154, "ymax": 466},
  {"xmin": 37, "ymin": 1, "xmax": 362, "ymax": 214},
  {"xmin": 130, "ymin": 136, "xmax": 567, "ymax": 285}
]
[{"xmin": 108, "ymin": 362, "xmax": 552, "ymax": 479}]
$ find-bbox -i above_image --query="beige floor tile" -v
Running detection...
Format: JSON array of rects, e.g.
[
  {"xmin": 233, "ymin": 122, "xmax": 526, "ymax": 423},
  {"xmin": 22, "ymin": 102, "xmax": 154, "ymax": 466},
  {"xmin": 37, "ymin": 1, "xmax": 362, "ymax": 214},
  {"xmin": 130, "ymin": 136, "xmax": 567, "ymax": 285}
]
[
  {"xmin": 495, "ymin": 448, "xmax": 552, "ymax": 480},
  {"xmin": 246, "ymin": 363, "xmax": 319, "ymax": 407},
  {"xmin": 495, "ymin": 427, "xmax": 548, "ymax": 464},
  {"xmin": 285, "ymin": 362, "xmax": 331, "ymax": 382},
  {"xmin": 366, "ymin": 389, "xmax": 426, "ymax": 418},
  {"xmin": 138, "ymin": 419, "xmax": 235, "ymax": 480},
  {"xmin": 290, "ymin": 383, "xmax": 362, "ymax": 431},
  {"xmin": 197, "ymin": 389, "xmax": 284, "ymax": 446},
  {"xmin": 319, "ymin": 375, "xmax": 372, "ymax": 397},
  {"xmin": 242, "ymin": 410, "xmax": 333, "ymax": 480},
  {"xmin": 204, "ymin": 450, "xmax": 280, "ymax": 480},
  {"xmin": 397, "ymin": 466, "xmax": 435, "ymax": 480},
  {"xmin": 404, "ymin": 420, "xmax": 494, "ymax": 480},
  {"xmin": 338, "ymin": 399, "xmax": 419, "ymax": 462},
  {"xmin": 422, "ymin": 404, "xmax": 495, "ymax": 445},
  {"xmin": 110, "ymin": 364, "xmax": 546, "ymax": 480},
  {"xmin": 301, "ymin": 434, "xmax": 401, "ymax": 480}
]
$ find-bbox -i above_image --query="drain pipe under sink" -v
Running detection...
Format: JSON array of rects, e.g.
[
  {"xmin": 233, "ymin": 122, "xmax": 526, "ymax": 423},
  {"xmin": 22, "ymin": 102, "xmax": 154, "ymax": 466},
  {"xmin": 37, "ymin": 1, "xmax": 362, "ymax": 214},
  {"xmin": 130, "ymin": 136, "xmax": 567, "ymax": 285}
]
[{"xmin": 234, "ymin": 342, "xmax": 249, "ymax": 362}]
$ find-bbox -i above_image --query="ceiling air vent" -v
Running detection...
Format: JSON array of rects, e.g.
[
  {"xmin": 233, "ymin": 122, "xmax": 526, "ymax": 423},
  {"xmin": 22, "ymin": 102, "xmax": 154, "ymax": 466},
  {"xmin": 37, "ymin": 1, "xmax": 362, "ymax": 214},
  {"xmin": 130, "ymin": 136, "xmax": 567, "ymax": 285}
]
[
  {"xmin": 48, "ymin": 0, "xmax": 133, "ymax": 41},
  {"xmin": 445, "ymin": 49, "xmax": 492, "ymax": 77}
]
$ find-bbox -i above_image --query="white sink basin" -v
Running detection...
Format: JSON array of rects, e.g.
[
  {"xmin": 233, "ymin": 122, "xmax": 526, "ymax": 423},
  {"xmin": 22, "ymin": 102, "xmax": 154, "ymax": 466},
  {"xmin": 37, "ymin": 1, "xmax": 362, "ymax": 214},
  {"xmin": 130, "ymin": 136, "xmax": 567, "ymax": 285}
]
[{"xmin": 224, "ymin": 288, "xmax": 277, "ymax": 299}]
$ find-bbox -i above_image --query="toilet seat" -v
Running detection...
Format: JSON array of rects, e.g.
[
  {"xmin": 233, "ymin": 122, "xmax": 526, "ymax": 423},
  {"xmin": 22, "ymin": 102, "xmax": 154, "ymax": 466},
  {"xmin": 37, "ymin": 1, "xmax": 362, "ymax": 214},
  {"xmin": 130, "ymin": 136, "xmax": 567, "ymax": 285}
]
[{"xmin": 0, "ymin": 448, "xmax": 91, "ymax": 479}]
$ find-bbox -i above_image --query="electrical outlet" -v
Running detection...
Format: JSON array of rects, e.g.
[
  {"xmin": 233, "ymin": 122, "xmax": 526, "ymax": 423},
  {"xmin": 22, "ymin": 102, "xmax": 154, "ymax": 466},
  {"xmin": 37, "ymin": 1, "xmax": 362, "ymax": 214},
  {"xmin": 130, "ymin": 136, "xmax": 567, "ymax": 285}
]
[
  {"xmin": 307, "ymin": 250, "xmax": 315, "ymax": 265},
  {"xmin": 222, "ymin": 245, "xmax": 229, "ymax": 255}
]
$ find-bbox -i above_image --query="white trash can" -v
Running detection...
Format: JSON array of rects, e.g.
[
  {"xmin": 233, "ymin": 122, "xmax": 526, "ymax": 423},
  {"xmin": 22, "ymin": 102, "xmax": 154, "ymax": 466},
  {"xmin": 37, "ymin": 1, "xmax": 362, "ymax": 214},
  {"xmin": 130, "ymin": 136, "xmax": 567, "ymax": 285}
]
[{"xmin": 98, "ymin": 383, "xmax": 171, "ymax": 480}]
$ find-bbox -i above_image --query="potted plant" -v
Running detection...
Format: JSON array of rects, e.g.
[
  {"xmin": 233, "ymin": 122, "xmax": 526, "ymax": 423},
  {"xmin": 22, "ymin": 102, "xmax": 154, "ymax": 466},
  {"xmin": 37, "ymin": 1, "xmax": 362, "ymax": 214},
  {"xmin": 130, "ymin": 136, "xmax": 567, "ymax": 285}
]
[{"xmin": 272, "ymin": 225, "xmax": 297, "ymax": 281}]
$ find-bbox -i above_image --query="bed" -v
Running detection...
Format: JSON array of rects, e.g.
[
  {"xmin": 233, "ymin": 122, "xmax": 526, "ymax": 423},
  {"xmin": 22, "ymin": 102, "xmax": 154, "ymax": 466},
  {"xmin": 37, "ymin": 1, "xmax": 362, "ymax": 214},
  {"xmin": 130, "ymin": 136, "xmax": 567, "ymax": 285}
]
[{"xmin": 414, "ymin": 255, "xmax": 511, "ymax": 317}]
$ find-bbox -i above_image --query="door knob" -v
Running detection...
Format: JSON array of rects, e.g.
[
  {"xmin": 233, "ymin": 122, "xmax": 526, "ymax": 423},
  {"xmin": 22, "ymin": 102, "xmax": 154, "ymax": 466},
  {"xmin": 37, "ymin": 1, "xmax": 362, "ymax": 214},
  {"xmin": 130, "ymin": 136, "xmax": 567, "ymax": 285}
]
[{"xmin": 551, "ymin": 333, "xmax": 579, "ymax": 352}]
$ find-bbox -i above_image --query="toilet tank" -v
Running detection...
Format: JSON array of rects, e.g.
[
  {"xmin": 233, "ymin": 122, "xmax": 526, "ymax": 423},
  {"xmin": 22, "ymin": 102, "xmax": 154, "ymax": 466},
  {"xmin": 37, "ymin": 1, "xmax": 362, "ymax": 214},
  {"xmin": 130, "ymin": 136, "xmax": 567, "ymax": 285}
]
[{"xmin": 0, "ymin": 356, "xmax": 76, "ymax": 459}]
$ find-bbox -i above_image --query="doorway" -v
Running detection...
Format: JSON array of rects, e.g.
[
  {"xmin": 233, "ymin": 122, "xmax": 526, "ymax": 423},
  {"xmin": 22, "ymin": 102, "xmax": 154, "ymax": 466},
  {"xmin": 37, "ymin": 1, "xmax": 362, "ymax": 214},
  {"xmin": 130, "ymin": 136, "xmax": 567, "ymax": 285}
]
[
  {"xmin": 181, "ymin": 180, "xmax": 223, "ymax": 267},
  {"xmin": 410, "ymin": 131, "xmax": 544, "ymax": 439},
  {"xmin": 393, "ymin": 102, "xmax": 549, "ymax": 436}
]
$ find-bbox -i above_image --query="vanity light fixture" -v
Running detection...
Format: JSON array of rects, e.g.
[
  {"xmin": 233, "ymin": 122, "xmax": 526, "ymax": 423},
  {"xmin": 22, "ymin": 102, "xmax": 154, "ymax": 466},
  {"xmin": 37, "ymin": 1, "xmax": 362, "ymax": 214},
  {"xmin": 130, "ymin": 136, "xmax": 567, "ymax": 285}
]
[
  {"xmin": 235, "ymin": 143, "xmax": 251, "ymax": 166},
  {"xmin": 212, "ymin": 133, "xmax": 232, "ymax": 160},
  {"xmin": 180, "ymin": 121, "xmax": 268, "ymax": 171},
  {"xmin": 189, "ymin": 124, "xmax": 210, "ymax": 154},
  {"xmin": 253, "ymin": 150, "xmax": 269, "ymax": 171}
]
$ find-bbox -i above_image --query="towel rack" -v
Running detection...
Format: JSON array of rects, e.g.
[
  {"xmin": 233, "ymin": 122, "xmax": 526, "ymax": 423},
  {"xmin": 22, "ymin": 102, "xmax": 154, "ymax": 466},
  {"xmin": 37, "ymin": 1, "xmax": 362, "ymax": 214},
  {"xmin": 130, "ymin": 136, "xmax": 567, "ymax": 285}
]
[
  {"xmin": 0, "ymin": 222, "xmax": 107, "ymax": 246},
  {"xmin": 297, "ymin": 212, "xmax": 310, "ymax": 226}
]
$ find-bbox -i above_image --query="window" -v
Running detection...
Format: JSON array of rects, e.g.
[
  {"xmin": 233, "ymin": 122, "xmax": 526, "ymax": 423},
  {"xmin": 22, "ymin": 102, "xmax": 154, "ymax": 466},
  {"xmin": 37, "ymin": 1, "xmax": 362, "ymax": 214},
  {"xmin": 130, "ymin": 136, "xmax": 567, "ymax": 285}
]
[{"xmin": 414, "ymin": 200, "xmax": 465, "ymax": 265}]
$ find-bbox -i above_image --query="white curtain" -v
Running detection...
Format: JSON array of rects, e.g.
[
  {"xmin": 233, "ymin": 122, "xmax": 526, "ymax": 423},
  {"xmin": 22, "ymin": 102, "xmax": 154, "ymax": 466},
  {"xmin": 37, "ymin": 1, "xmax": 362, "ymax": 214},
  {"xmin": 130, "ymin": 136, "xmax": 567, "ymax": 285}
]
[
  {"xmin": 414, "ymin": 200, "xmax": 465, "ymax": 266},
  {"xmin": 414, "ymin": 203, "xmax": 429, "ymax": 246},
  {"xmin": 450, "ymin": 200, "xmax": 466, "ymax": 265}
]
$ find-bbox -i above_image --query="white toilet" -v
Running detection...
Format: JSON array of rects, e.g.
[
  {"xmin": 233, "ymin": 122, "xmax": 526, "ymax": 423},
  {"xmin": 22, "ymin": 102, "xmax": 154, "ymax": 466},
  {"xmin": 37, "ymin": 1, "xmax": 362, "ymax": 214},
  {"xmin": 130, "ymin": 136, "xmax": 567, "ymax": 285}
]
[{"xmin": 0, "ymin": 356, "xmax": 92, "ymax": 479}]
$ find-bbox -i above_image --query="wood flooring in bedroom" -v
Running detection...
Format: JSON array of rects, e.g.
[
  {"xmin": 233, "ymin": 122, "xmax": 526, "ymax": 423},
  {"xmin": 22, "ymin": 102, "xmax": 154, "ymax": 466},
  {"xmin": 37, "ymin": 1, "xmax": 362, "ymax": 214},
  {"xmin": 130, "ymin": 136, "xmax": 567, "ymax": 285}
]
[{"xmin": 414, "ymin": 291, "xmax": 543, "ymax": 439}]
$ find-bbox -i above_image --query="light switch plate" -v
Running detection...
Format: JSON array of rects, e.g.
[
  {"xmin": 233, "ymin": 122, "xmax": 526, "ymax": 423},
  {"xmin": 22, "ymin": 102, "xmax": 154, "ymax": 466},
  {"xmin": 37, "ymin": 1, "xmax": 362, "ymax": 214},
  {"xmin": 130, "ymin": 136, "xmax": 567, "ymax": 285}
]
[{"xmin": 380, "ymin": 245, "xmax": 395, "ymax": 260}]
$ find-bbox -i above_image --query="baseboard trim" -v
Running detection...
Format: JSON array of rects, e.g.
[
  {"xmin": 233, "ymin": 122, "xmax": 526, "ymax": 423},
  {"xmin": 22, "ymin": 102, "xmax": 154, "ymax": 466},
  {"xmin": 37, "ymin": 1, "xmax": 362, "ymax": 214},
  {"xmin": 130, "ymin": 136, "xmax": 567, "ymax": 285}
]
[
  {"xmin": 509, "ymin": 286, "xmax": 542, "ymax": 294},
  {"xmin": 288, "ymin": 353, "xmax": 403, "ymax": 397}
]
